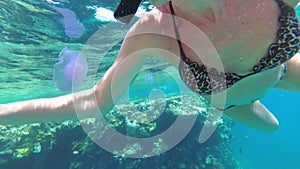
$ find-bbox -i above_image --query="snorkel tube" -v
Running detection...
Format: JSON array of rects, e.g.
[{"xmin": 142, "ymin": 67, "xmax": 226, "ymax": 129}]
[{"xmin": 114, "ymin": 0, "xmax": 143, "ymax": 24}]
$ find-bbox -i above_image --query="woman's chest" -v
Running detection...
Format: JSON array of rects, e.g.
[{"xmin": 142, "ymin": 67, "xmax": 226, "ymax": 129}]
[{"xmin": 174, "ymin": 0, "xmax": 282, "ymax": 73}]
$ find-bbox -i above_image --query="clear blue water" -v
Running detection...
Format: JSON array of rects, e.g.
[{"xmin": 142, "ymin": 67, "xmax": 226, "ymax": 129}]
[
  {"xmin": 232, "ymin": 89, "xmax": 300, "ymax": 169},
  {"xmin": 232, "ymin": 5, "xmax": 300, "ymax": 169},
  {"xmin": 0, "ymin": 1, "xmax": 300, "ymax": 169}
]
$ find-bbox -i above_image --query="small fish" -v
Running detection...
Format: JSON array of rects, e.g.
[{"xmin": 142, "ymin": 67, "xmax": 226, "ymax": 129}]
[
  {"xmin": 239, "ymin": 148, "xmax": 242, "ymax": 154},
  {"xmin": 229, "ymin": 134, "xmax": 233, "ymax": 140}
]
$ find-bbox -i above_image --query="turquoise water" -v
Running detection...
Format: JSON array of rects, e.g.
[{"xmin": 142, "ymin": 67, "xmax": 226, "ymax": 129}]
[
  {"xmin": 0, "ymin": 0, "xmax": 299, "ymax": 169},
  {"xmin": 232, "ymin": 89, "xmax": 300, "ymax": 169}
]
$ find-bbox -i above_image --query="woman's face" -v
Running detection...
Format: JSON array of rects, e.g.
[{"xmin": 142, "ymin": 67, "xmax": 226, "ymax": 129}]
[{"xmin": 150, "ymin": 0, "xmax": 169, "ymax": 6}]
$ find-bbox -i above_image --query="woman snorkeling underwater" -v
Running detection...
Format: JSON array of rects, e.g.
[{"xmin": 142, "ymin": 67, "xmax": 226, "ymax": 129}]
[{"xmin": 0, "ymin": 0, "xmax": 300, "ymax": 133}]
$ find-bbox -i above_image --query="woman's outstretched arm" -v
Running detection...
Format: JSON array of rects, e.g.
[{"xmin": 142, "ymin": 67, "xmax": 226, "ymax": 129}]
[
  {"xmin": 0, "ymin": 48, "xmax": 145, "ymax": 124},
  {"xmin": 0, "ymin": 14, "xmax": 179, "ymax": 125},
  {"xmin": 0, "ymin": 89, "xmax": 97, "ymax": 125},
  {"xmin": 0, "ymin": 39, "xmax": 150, "ymax": 125}
]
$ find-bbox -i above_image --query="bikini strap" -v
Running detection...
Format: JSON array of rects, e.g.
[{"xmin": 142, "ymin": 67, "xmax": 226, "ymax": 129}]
[
  {"xmin": 274, "ymin": 0, "xmax": 296, "ymax": 15},
  {"xmin": 169, "ymin": 1, "xmax": 189, "ymax": 61}
]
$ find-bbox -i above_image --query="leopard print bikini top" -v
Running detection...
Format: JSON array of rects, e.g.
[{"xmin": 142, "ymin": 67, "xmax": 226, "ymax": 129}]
[{"xmin": 170, "ymin": 0, "xmax": 300, "ymax": 95}]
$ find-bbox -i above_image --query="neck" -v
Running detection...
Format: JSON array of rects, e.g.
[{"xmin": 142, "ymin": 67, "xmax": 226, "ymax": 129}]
[{"xmin": 170, "ymin": 0, "xmax": 234, "ymax": 24}]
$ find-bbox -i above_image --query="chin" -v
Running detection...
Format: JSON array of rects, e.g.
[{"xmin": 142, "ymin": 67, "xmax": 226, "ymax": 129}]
[{"xmin": 150, "ymin": 0, "xmax": 169, "ymax": 6}]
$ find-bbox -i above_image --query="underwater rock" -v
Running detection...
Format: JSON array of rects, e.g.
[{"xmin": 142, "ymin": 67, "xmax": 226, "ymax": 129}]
[{"xmin": 52, "ymin": 47, "xmax": 88, "ymax": 92}]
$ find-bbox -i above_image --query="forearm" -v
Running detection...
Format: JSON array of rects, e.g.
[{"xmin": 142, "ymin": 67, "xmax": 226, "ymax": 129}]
[
  {"xmin": 224, "ymin": 101, "xmax": 279, "ymax": 133},
  {"xmin": 0, "ymin": 59, "xmax": 136, "ymax": 125},
  {"xmin": 0, "ymin": 88, "xmax": 99, "ymax": 125},
  {"xmin": 0, "ymin": 33, "xmax": 166, "ymax": 125}
]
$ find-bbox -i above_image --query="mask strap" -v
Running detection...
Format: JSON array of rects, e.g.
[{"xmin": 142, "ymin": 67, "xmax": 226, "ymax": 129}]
[{"xmin": 114, "ymin": 0, "xmax": 143, "ymax": 24}]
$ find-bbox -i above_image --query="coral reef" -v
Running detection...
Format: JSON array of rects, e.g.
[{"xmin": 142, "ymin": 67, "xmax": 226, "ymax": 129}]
[{"xmin": 0, "ymin": 93, "xmax": 241, "ymax": 169}]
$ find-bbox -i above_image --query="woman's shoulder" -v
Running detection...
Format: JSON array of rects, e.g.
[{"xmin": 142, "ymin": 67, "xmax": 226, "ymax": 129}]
[{"xmin": 126, "ymin": 7, "xmax": 173, "ymax": 37}]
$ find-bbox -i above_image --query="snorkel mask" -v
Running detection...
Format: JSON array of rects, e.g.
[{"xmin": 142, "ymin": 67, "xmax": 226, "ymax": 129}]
[{"xmin": 114, "ymin": 0, "xmax": 143, "ymax": 24}]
